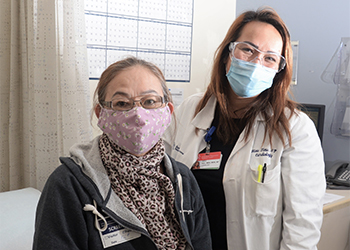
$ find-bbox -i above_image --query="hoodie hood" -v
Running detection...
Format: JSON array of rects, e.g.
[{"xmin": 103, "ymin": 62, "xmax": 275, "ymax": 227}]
[{"xmin": 67, "ymin": 135, "xmax": 178, "ymax": 232}]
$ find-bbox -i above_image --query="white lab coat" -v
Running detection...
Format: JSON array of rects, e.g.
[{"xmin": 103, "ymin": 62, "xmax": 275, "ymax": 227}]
[{"xmin": 163, "ymin": 93, "xmax": 326, "ymax": 250}]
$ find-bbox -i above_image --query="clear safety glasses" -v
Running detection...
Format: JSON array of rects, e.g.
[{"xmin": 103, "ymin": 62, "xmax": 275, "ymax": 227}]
[{"xmin": 229, "ymin": 41, "xmax": 286, "ymax": 72}]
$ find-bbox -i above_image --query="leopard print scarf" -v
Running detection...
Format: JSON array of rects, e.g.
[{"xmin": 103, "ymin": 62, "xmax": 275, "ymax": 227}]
[{"xmin": 99, "ymin": 133, "xmax": 187, "ymax": 249}]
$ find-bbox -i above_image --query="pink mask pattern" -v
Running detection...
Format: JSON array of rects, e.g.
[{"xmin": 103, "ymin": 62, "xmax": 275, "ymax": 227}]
[{"xmin": 97, "ymin": 105, "xmax": 171, "ymax": 155}]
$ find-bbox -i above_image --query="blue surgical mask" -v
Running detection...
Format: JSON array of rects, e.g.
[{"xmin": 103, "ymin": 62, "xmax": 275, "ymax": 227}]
[{"xmin": 226, "ymin": 57, "xmax": 277, "ymax": 98}]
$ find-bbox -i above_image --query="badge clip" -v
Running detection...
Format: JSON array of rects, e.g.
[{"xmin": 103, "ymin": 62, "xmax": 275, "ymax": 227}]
[{"xmin": 204, "ymin": 126, "xmax": 216, "ymax": 154}]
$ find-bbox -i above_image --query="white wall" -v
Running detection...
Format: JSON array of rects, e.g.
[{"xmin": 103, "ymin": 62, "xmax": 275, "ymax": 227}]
[
  {"xmin": 236, "ymin": 0, "xmax": 350, "ymax": 167},
  {"xmin": 90, "ymin": 0, "xmax": 237, "ymax": 135},
  {"xmin": 165, "ymin": 0, "xmax": 237, "ymax": 99}
]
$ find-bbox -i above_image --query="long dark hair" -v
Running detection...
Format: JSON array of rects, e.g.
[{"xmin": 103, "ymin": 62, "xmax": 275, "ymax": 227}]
[{"xmin": 195, "ymin": 7, "xmax": 296, "ymax": 146}]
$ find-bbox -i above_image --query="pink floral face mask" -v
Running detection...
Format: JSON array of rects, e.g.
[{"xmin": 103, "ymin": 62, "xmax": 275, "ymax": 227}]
[{"xmin": 97, "ymin": 105, "xmax": 171, "ymax": 155}]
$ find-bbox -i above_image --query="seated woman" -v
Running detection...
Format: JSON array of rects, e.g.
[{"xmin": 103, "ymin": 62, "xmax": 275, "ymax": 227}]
[{"xmin": 33, "ymin": 56, "xmax": 211, "ymax": 250}]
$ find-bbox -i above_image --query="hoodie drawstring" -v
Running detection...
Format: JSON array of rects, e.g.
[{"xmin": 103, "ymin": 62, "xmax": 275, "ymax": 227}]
[
  {"xmin": 83, "ymin": 200, "xmax": 108, "ymax": 232},
  {"xmin": 177, "ymin": 174, "xmax": 186, "ymax": 222}
]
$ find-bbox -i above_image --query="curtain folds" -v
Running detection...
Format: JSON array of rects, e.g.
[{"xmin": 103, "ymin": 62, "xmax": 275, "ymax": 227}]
[{"xmin": 0, "ymin": 0, "xmax": 92, "ymax": 192}]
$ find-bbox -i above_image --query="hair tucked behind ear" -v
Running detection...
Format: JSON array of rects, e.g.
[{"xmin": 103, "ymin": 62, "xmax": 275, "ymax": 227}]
[{"xmin": 195, "ymin": 7, "xmax": 297, "ymax": 146}]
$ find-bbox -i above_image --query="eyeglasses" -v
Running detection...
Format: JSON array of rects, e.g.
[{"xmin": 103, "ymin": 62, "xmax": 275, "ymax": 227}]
[
  {"xmin": 101, "ymin": 94, "xmax": 165, "ymax": 111},
  {"xmin": 229, "ymin": 42, "xmax": 286, "ymax": 72}
]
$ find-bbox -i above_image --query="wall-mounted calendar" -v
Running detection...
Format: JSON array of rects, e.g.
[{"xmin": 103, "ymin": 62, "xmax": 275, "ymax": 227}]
[{"xmin": 85, "ymin": 0, "xmax": 194, "ymax": 81}]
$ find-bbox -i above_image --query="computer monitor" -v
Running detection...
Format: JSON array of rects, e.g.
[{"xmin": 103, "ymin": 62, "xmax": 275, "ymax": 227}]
[{"xmin": 299, "ymin": 103, "xmax": 326, "ymax": 142}]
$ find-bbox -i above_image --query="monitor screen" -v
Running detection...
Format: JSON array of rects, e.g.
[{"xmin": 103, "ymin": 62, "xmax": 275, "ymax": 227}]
[{"xmin": 299, "ymin": 103, "xmax": 326, "ymax": 142}]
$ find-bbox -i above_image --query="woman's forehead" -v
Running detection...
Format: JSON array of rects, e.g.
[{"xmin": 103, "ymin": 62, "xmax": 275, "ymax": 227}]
[
  {"xmin": 237, "ymin": 21, "xmax": 283, "ymax": 54},
  {"xmin": 105, "ymin": 66, "xmax": 163, "ymax": 99}
]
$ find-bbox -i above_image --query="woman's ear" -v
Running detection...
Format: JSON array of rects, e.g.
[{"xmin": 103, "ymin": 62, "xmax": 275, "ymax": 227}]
[
  {"xmin": 167, "ymin": 102, "xmax": 174, "ymax": 114},
  {"xmin": 94, "ymin": 104, "xmax": 101, "ymax": 118}
]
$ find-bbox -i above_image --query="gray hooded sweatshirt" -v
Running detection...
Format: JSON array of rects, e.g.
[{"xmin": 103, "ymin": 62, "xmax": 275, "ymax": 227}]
[{"xmin": 33, "ymin": 136, "xmax": 212, "ymax": 250}]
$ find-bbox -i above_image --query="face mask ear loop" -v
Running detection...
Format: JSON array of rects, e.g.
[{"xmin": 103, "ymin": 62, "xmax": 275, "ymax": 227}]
[
  {"xmin": 228, "ymin": 42, "xmax": 235, "ymax": 51},
  {"xmin": 83, "ymin": 200, "xmax": 108, "ymax": 232}
]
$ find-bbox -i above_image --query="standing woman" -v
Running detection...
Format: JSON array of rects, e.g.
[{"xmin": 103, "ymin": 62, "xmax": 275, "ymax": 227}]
[
  {"xmin": 33, "ymin": 57, "xmax": 211, "ymax": 250},
  {"xmin": 163, "ymin": 7, "xmax": 326, "ymax": 250}
]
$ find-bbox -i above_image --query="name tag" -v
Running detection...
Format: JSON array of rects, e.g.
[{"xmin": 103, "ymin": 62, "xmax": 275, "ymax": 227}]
[
  {"xmin": 98, "ymin": 216, "xmax": 141, "ymax": 248},
  {"xmin": 196, "ymin": 152, "xmax": 222, "ymax": 170}
]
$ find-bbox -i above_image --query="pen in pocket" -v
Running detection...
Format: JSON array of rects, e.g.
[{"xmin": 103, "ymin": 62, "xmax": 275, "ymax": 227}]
[
  {"xmin": 257, "ymin": 164, "xmax": 263, "ymax": 182},
  {"xmin": 257, "ymin": 163, "xmax": 267, "ymax": 183},
  {"xmin": 261, "ymin": 163, "xmax": 267, "ymax": 183}
]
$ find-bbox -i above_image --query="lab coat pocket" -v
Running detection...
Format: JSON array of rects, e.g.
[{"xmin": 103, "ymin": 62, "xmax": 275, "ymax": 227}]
[{"xmin": 245, "ymin": 163, "xmax": 281, "ymax": 217}]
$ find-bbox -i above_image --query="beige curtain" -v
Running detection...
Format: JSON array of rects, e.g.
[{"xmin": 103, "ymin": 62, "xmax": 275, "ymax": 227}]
[{"xmin": 0, "ymin": 0, "xmax": 93, "ymax": 192}]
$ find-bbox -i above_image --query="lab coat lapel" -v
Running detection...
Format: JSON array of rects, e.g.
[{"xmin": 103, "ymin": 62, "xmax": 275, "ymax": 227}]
[
  {"xmin": 191, "ymin": 95, "xmax": 216, "ymax": 130},
  {"xmin": 177, "ymin": 96, "xmax": 216, "ymax": 168}
]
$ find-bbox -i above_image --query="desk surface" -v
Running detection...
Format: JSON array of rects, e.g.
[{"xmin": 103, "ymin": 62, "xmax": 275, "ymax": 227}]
[{"xmin": 323, "ymin": 189, "xmax": 350, "ymax": 214}]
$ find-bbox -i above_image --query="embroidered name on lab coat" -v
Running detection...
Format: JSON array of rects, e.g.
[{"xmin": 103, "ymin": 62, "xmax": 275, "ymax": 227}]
[{"xmin": 251, "ymin": 148, "xmax": 277, "ymax": 158}]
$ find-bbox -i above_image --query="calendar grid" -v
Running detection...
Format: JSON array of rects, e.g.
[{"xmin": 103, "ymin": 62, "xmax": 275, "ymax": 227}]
[{"xmin": 85, "ymin": 0, "xmax": 194, "ymax": 81}]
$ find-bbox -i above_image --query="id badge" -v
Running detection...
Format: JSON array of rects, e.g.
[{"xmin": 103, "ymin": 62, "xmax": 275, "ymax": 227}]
[
  {"xmin": 98, "ymin": 216, "xmax": 141, "ymax": 248},
  {"xmin": 196, "ymin": 152, "xmax": 222, "ymax": 170}
]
